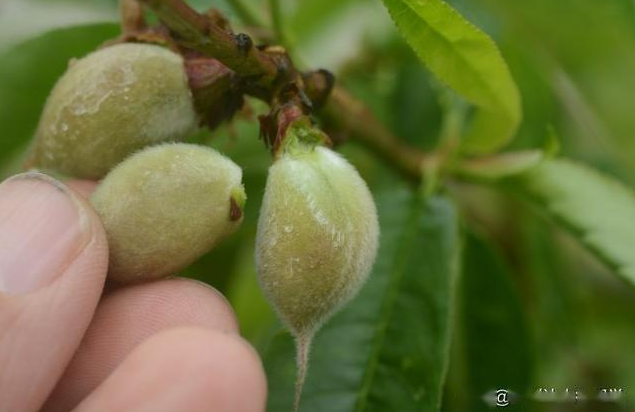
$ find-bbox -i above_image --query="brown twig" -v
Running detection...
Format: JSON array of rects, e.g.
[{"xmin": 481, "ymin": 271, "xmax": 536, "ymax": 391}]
[
  {"xmin": 322, "ymin": 88, "xmax": 427, "ymax": 181},
  {"xmin": 140, "ymin": 0, "xmax": 279, "ymax": 82},
  {"xmin": 120, "ymin": 0, "xmax": 147, "ymax": 34},
  {"xmin": 138, "ymin": 0, "xmax": 427, "ymax": 181}
]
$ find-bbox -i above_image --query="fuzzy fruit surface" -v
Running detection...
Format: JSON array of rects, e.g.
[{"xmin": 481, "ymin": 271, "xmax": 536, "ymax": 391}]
[
  {"xmin": 256, "ymin": 141, "xmax": 379, "ymax": 339},
  {"xmin": 29, "ymin": 43, "xmax": 198, "ymax": 179},
  {"xmin": 91, "ymin": 143, "xmax": 245, "ymax": 284}
]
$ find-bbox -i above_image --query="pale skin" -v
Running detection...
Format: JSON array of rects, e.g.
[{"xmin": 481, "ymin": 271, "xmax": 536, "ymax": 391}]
[{"xmin": 0, "ymin": 173, "xmax": 267, "ymax": 412}]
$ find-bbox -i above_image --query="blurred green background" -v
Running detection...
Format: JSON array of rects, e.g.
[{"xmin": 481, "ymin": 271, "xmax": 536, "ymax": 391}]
[{"xmin": 1, "ymin": 0, "xmax": 634, "ymax": 411}]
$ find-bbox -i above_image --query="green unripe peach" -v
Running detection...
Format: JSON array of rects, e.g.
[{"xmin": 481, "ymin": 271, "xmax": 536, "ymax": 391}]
[
  {"xmin": 91, "ymin": 143, "xmax": 245, "ymax": 284},
  {"xmin": 256, "ymin": 138, "xmax": 379, "ymax": 339},
  {"xmin": 256, "ymin": 131, "xmax": 379, "ymax": 410},
  {"xmin": 28, "ymin": 43, "xmax": 198, "ymax": 179}
]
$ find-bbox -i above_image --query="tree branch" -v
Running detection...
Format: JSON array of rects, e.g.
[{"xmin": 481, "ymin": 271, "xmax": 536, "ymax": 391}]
[
  {"xmin": 226, "ymin": 0, "xmax": 268, "ymax": 28},
  {"xmin": 138, "ymin": 0, "xmax": 427, "ymax": 181},
  {"xmin": 140, "ymin": 0, "xmax": 279, "ymax": 81},
  {"xmin": 322, "ymin": 88, "xmax": 426, "ymax": 181}
]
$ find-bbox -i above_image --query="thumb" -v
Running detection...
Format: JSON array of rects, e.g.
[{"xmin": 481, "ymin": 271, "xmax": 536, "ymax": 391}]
[{"xmin": 0, "ymin": 172, "xmax": 108, "ymax": 412}]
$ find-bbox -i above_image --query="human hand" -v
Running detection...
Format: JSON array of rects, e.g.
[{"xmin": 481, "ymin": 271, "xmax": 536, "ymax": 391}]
[{"xmin": 0, "ymin": 172, "xmax": 267, "ymax": 412}]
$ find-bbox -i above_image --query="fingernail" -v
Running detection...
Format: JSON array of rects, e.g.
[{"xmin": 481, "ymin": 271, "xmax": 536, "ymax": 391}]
[{"xmin": 0, "ymin": 172, "xmax": 90, "ymax": 295}]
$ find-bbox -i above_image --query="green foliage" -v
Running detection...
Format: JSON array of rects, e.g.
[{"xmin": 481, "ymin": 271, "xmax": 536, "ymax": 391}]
[
  {"xmin": 289, "ymin": 0, "xmax": 363, "ymax": 42},
  {"xmin": 0, "ymin": 23, "xmax": 118, "ymax": 169},
  {"xmin": 454, "ymin": 128, "xmax": 558, "ymax": 181},
  {"xmin": 263, "ymin": 186, "xmax": 460, "ymax": 412},
  {"xmin": 454, "ymin": 150, "xmax": 544, "ymax": 181},
  {"xmin": 380, "ymin": 0, "xmax": 521, "ymax": 154},
  {"xmin": 456, "ymin": 230, "xmax": 533, "ymax": 411},
  {"xmin": 507, "ymin": 158, "xmax": 635, "ymax": 286}
]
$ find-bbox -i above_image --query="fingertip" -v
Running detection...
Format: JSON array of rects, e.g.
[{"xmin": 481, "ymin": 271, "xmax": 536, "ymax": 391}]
[
  {"xmin": 151, "ymin": 328, "xmax": 268, "ymax": 412},
  {"xmin": 0, "ymin": 172, "xmax": 106, "ymax": 295},
  {"xmin": 103, "ymin": 277, "xmax": 240, "ymax": 335},
  {"xmin": 0, "ymin": 172, "xmax": 108, "ymax": 412},
  {"xmin": 76, "ymin": 327, "xmax": 267, "ymax": 412},
  {"xmin": 43, "ymin": 279, "xmax": 240, "ymax": 412},
  {"xmin": 66, "ymin": 180, "xmax": 98, "ymax": 200}
]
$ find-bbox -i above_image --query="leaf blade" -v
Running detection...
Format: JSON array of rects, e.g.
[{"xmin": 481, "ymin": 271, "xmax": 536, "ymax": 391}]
[
  {"xmin": 459, "ymin": 230, "xmax": 533, "ymax": 410},
  {"xmin": 507, "ymin": 158, "xmax": 635, "ymax": 285},
  {"xmin": 381, "ymin": 0, "xmax": 521, "ymax": 153}
]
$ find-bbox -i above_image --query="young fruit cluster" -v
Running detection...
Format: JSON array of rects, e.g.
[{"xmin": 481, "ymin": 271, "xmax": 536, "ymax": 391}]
[
  {"xmin": 28, "ymin": 42, "xmax": 245, "ymax": 283},
  {"xmin": 29, "ymin": 40, "xmax": 380, "ymax": 409}
]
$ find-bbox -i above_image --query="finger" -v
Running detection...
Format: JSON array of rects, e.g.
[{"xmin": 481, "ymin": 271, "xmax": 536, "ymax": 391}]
[
  {"xmin": 73, "ymin": 327, "xmax": 267, "ymax": 412},
  {"xmin": 0, "ymin": 172, "xmax": 108, "ymax": 412},
  {"xmin": 43, "ymin": 278, "xmax": 239, "ymax": 412},
  {"xmin": 65, "ymin": 180, "xmax": 98, "ymax": 199}
]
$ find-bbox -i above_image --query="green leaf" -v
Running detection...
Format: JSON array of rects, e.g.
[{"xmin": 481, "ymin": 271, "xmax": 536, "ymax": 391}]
[
  {"xmin": 458, "ymin": 230, "xmax": 533, "ymax": 410},
  {"xmin": 454, "ymin": 150, "xmax": 544, "ymax": 181},
  {"xmin": 290, "ymin": 0, "xmax": 363, "ymax": 42},
  {"xmin": 506, "ymin": 158, "xmax": 635, "ymax": 286},
  {"xmin": 453, "ymin": 125, "xmax": 559, "ymax": 181},
  {"xmin": 0, "ymin": 23, "xmax": 119, "ymax": 168},
  {"xmin": 517, "ymin": 211, "xmax": 578, "ymax": 357},
  {"xmin": 263, "ymin": 186, "xmax": 461, "ymax": 412},
  {"xmin": 380, "ymin": 0, "xmax": 521, "ymax": 154}
]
